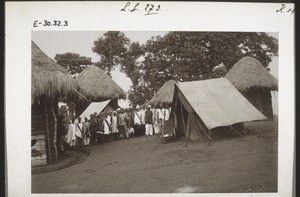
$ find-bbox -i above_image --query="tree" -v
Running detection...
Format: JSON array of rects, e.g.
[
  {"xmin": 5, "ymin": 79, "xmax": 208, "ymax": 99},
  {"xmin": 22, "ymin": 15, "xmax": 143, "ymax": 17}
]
[
  {"xmin": 127, "ymin": 84, "xmax": 153, "ymax": 105},
  {"xmin": 54, "ymin": 52, "xmax": 92, "ymax": 75},
  {"xmin": 120, "ymin": 42, "xmax": 145, "ymax": 85},
  {"xmin": 92, "ymin": 31, "xmax": 131, "ymax": 74},
  {"xmin": 92, "ymin": 31, "xmax": 278, "ymax": 106},
  {"xmin": 92, "ymin": 31, "xmax": 145, "ymax": 104},
  {"xmin": 133, "ymin": 32, "xmax": 278, "ymax": 103}
]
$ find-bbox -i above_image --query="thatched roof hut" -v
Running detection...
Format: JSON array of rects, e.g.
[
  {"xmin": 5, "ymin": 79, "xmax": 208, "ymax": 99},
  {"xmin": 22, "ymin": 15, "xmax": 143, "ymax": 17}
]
[
  {"xmin": 31, "ymin": 41, "xmax": 77, "ymax": 165},
  {"xmin": 149, "ymin": 80, "xmax": 177, "ymax": 106},
  {"xmin": 32, "ymin": 41, "xmax": 76, "ymax": 103},
  {"xmin": 225, "ymin": 56, "xmax": 278, "ymax": 119},
  {"xmin": 225, "ymin": 56, "xmax": 278, "ymax": 91},
  {"xmin": 75, "ymin": 65, "xmax": 126, "ymax": 101}
]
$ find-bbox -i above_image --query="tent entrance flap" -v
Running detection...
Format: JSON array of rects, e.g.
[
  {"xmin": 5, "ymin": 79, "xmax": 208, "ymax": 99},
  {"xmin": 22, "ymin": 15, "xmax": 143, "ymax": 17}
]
[
  {"xmin": 188, "ymin": 113, "xmax": 211, "ymax": 140},
  {"xmin": 187, "ymin": 113, "xmax": 203, "ymax": 140},
  {"xmin": 174, "ymin": 87, "xmax": 209, "ymax": 140},
  {"xmin": 173, "ymin": 94, "xmax": 188, "ymax": 137}
]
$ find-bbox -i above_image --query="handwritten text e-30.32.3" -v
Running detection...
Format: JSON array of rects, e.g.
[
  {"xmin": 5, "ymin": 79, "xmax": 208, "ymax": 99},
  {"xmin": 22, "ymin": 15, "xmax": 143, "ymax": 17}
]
[{"xmin": 33, "ymin": 20, "xmax": 69, "ymax": 28}]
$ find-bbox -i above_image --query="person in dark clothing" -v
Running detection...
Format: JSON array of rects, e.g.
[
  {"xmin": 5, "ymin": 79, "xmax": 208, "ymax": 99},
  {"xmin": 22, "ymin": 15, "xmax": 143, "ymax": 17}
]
[
  {"xmin": 118, "ymin": 108, "xmax": 129, "ymax": 139},
  {"xmin": 140, "ymin": 105, "xmax": 146, "ymax": 136},
  {"xmin": 126, "ymin": 108, "xmax": 135, "ymax": 138},
  {"xmin": 97, "ymin": 112, "xmax": 105, "ymax": 143},
  {"xmin": 89, "ymin": 114, "xmax": 98, "ymax": 146},
  {"xmin": 57, "ymin": 115, "xmax": 67, "ymax": 151}
]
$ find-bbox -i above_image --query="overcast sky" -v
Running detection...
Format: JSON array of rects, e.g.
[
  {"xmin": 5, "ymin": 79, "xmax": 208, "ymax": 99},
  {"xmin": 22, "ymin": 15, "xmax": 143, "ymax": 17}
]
[{"xmin": 32, "ymin": 31, "xmax": 168, "ymax": 94}]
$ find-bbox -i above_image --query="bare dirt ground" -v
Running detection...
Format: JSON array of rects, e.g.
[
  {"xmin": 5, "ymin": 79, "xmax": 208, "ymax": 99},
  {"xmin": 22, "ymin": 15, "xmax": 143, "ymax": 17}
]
[{"xmin": 32, "ymin": 121, "xmax": 277, "ymax": 193}]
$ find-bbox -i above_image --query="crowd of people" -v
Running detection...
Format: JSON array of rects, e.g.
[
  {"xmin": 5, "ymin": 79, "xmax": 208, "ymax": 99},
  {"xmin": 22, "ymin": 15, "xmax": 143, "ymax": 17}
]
[{"xmin": 57, "ymin": 103, "xmax": 172, "ymax": 152}]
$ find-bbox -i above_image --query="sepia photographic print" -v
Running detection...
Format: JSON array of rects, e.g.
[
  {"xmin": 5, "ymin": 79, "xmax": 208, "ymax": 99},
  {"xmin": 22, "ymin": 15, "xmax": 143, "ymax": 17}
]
[
  {"xmin": 30, "ymin": 31, "xmax": 279, "ymax": 193},
  {"xmin": 5, "ymin": 2, "xmax": 294, "ymax": 196}
]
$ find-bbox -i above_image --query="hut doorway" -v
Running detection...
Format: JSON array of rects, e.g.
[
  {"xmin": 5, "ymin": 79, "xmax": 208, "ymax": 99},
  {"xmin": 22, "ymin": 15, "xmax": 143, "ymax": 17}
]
[{"xmin": 31, "ymin": 97, "xmax": 48, "ymax": 167}]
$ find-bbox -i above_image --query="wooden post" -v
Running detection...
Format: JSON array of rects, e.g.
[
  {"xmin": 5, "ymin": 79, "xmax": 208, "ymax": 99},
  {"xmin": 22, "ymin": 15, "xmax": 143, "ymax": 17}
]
[
  {"xmin": 68, "ymin": 102, "xmax": 75, "ymax": 119},
  {"xmin": 185, "ymin": 136, "xmax": 188, "ymax": 147},
  {"xmin": 45, "ymin": 99, "xmax": 52, "ymax": 163},
  {"xmin": 51, "ymin": 101, "xmax": 58, "ymax": 162}
]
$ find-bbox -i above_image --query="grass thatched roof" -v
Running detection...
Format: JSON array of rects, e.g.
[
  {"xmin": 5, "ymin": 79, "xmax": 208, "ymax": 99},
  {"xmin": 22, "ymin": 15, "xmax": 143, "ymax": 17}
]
[
  {"xmin": 149, "ymin": 80, "xmax": 177, "ymax": 105},
  {"xmin": 75, "ymin": 65, "xmax": 126, "ymax": 101},
  {"xmin": 32, "ymin": 41, "xmax": 77, "ymax": 103},
  {"xmin": 225, "ymin": 56, "xmax": 278, "ymax": 91}
]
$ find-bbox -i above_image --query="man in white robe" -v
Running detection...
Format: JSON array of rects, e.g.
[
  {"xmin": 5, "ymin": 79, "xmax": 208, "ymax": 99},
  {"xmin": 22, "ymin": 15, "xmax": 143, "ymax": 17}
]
[
  {"xmin": 103, "ymin": 112, "xmax": 111, "ymax": 142},
  {"xmin": 157, "ymin": 103, "xmax": 166, "ymax": 135},
  {"xmin": 152, "ymin": 105, "xmax": 160, "ymax": 135},
  {"xmin": 75, "ymin": 117, "xmax": 83, "ymax": 146},
  {"xmin": 111, "ymin": 111, "xmax": 119, "ymax": 141},
  {"xmin": 66, "ymin": 118, "xmax": 76, "ymax": 147},
  {"xmin": 164, "ymin": 105, "xmax": 171, "ymax": 121},
  {"xmin": 133, "ymin": 105, "xmax": 143, "ymax": 137}
]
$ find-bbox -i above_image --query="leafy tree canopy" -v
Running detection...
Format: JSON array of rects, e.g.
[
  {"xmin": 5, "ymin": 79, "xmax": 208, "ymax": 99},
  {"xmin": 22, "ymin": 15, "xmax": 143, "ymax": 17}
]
[
  {"xmin": 54, "ymin": 52, "xmax": 92, "ymax": 75},
  {"xmin": 143, "ymin": 32, "xmax": 277, "ymax": 85},
  {"xmin": 92, "ymin": 31, "xmax": 131, "ymax": 74},
  {"xmin": 92, "ymin": 31, "xmax": 278, "ymax": 105}
]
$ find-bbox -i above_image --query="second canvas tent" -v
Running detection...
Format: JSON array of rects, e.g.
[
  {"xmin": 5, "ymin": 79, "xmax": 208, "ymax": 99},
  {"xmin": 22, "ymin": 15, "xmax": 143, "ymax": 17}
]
[
  {"xmin": 78, "ymin": 99, "xmax": 119, "ymax": 120},
  {"xmin": 172, "ymin": 78, "xmax": 268, "ymax": 140}
]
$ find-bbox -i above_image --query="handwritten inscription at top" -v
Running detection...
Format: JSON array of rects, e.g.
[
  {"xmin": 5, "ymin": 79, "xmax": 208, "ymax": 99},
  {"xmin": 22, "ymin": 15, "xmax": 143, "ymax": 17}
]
[
  {"xmin": 121, "ymin": 2, "xmax": 164, "ymax": 16},
  {"xmin": 276, "ymin": 4, "xmax": 295, "ymax": 15}
]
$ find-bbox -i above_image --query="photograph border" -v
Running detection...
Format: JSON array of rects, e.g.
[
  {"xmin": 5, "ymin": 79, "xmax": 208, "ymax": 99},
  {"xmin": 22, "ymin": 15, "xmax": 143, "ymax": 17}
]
[{"xmin": 5, "ymin": 1, "xmax": 294, "ymax": 196}]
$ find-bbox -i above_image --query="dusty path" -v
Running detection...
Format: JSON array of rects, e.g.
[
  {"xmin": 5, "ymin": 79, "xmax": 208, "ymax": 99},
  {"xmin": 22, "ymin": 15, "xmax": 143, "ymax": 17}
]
[{"xmin": 32, "ymin": 126, "xmax": 277, "ymax": 193}]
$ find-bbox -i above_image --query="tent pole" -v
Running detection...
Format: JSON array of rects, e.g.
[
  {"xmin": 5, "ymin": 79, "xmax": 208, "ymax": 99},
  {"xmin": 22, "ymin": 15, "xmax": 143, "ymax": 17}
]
[
  {"xmin": 230, "ymin": 125, "xmax": 244, "ymax": 141},
  {"xmin": 179, "ymin": 100, "xmax": 187, "ymax": 147}
]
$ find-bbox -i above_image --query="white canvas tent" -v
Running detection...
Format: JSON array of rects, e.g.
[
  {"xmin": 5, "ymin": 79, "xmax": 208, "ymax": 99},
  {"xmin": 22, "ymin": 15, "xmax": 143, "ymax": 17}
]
[
  {"xmin": 173, "ymin": 78, "xmax": 267, "ymax": 141},
  {"xmin": 78, "ymin": 100, "xmax": 113, "ymax": 120}
]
